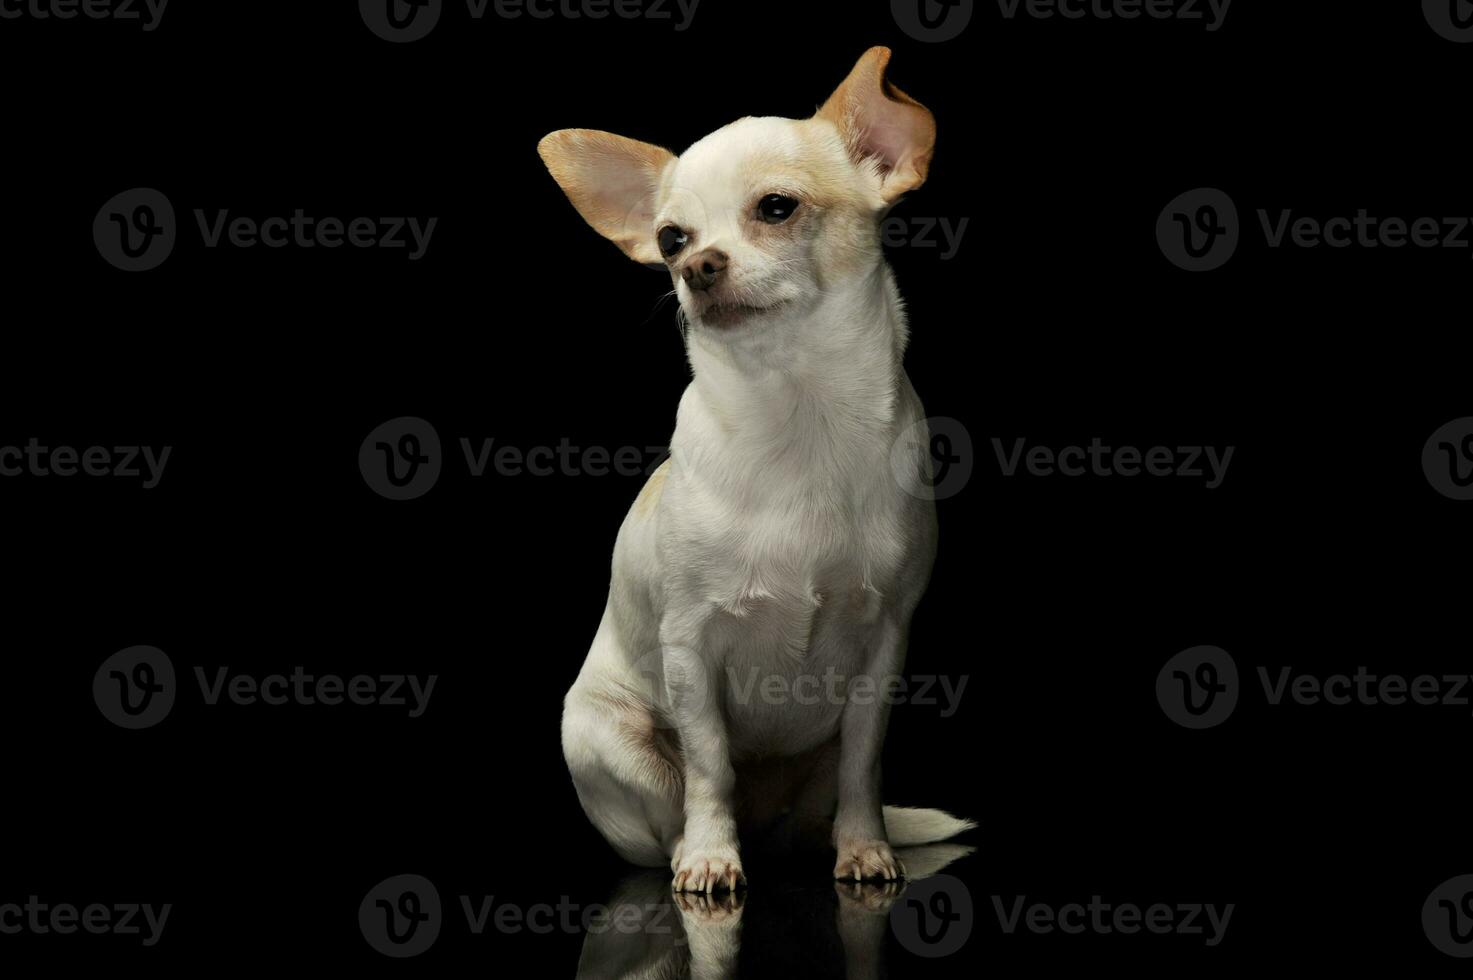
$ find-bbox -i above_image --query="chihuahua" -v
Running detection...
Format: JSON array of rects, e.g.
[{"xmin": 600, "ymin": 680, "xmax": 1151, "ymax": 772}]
[{"xmin": 541, "ymin": 47, "xmax": 972, "ymax": 894}]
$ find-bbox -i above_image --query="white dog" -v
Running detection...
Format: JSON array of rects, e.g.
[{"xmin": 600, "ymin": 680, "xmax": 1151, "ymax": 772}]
[{"xmin": 541, "ymin": 47, "xmax": 973, "ymax": 894}]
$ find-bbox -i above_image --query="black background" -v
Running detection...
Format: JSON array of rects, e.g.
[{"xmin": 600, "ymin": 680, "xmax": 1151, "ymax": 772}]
[{"xmin": 2, "ymin": 0, "xmax": 1470, "ymax": 973}]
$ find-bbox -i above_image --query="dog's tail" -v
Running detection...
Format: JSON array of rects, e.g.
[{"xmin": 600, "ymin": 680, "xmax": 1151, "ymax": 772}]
[{"xmin": 883, "ymin": 805, "xmax": 977, "ymax": 846}]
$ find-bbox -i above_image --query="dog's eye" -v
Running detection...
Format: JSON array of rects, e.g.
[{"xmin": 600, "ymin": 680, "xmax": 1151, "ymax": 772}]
[
  {"xmin": 757, "ymin": 194, "xmax": 799, "ymax": 224},
  {"xmin": 658, "ymin": 225, "xmax": 689, "ymax": 257}
]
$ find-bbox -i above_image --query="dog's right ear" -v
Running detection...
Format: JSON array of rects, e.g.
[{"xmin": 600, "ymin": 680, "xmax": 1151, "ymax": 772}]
[{"xmin": 538, "ymin": 129, "xmax": 677, "ymax": 266}]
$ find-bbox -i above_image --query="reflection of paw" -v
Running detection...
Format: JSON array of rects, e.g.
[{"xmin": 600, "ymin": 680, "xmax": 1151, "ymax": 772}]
[
  {"xmin": 675, "ymin": 888, "xmax": 746, "ymax": 922},
  {"xmin": 835, "ymin": 878, "xmax": 905, "ymax": 915},
  {"xmin": 673, "ymin": 847, "xmax": 746, "ymax": 894},
  {"xmin": 834, "ymin": 839, "xmax": 905, "ymax": 882}
]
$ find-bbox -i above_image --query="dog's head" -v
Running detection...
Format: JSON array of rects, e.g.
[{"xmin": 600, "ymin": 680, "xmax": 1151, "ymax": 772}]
[{"xmin": 538, "ymin": 47, "xmax": 934, "ymax": 336}]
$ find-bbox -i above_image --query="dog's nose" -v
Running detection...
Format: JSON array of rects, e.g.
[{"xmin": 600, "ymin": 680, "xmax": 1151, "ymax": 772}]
[{"xmin": 681, "ymin": 248, "xmax": 728, "ymax": 292}]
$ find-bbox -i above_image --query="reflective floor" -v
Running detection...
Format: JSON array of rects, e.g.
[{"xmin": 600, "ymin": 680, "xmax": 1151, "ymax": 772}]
[{"xmin": 574, "ymin": 843, "xmax": 976, "ymax": 979}]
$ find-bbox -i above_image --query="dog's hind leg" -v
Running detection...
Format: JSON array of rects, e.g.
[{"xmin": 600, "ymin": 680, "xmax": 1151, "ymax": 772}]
[{"xmin": 563, "ymin": 686, "xmax": 685, "ymax": 868}]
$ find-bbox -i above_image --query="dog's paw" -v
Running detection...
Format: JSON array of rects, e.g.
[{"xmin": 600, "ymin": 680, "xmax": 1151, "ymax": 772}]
[
  {"xmin": 834, "ymin": 839, "xmax": 905, "ymax": 882},
  {"xmin": 672, "ymin": 847, "xmax": 746, "ymax": 894},
  {"xmin": 675, "ymin": 888, "xmax": 746, "ymax": 922},
  {"xmin": 835, "ymin": 878, "xmax": 905, "ymax": 914}
]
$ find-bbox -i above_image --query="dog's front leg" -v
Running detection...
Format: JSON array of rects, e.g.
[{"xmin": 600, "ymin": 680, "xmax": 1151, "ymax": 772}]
[
  {"xmin": 833, "ymin": 617, "xmax": 906, "ymax": 882},
  {"xmin": 665, "ymin": 637, "xmax": 745, "ymax": 893}
]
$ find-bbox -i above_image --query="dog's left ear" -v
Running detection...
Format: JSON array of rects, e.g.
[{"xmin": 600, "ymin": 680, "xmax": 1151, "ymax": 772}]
[{"xmin": 817, "ymin": 46, "xmax": 936, "ymax": 205}]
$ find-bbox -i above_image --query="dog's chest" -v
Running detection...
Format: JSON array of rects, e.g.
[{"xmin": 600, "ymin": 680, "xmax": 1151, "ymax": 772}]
[
  {"xmin": 706, "ymin": 564, "xmax": 886, "ymax": 757},
  {"xmin": 709, "ymin": 557, "xmax": 885, "ymax": 657},
  {"xmin": 669, "ymin": 427, "xmax": 916, "ymax": 623},
  {"xmin": 688, "ymin": 489, "xmax": 910, "ymax": 755},
  {"xmin": 696, "ymin": 478, "xmax": 906, "ymax": 631},
  {"xmin": 659, "ymin": 385, "xmax": 926, "ymax": 753}
]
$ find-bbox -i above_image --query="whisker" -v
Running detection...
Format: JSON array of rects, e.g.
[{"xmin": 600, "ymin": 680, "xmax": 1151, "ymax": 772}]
[{"xmin": 640, "ymin": 289, "xmax": 681, "ymax": 330}]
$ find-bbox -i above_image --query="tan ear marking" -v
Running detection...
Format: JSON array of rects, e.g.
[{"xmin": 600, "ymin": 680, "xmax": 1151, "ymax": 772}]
[
  {"xmin": 816, "ymin": 46, "xmax": 937, "ymax": 204},
  {"xmin": 538, "ymin": 128, "xmax": 677, "ymax": 266}
]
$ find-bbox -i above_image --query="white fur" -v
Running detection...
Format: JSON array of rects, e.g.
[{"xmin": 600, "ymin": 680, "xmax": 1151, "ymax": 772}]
[{"xmin": 553, "ymin": 58, "xmax": 971, "ymax": 894}]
